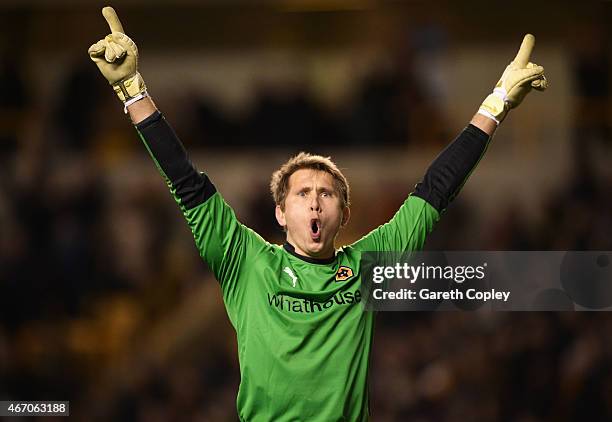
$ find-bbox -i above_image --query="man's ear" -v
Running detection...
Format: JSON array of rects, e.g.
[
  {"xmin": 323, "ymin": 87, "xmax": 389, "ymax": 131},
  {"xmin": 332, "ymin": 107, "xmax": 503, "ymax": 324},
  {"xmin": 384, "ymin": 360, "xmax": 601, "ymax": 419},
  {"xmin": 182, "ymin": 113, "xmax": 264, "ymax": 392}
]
[
  {"xmin": 275, "ymin": 205, "xmax": 286, "ymax": 227},
  {"xmin": 341, "ymin": 206, "xmax": 350, "ymax": 227}
]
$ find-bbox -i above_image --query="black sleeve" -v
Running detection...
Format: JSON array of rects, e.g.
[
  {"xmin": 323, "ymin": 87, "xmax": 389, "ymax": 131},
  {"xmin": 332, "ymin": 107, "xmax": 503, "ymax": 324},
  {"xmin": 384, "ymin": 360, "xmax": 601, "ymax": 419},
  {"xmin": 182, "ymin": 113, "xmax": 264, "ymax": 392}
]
[
  {"xmin": 413, "ymin": 124, "xmax": 491, "ymax": 213},
  {"xmin": 135, "ymin": 111, "xmax": 216, "ymax": 210}
]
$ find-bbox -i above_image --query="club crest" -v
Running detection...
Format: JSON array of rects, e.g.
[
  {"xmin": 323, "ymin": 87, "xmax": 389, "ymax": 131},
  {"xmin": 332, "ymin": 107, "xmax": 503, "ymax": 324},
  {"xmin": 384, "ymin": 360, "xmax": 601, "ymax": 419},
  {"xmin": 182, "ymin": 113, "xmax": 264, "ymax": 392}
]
[{"xmin": 335, "ymin": 266, "xmax": 354, "ymax": 282}]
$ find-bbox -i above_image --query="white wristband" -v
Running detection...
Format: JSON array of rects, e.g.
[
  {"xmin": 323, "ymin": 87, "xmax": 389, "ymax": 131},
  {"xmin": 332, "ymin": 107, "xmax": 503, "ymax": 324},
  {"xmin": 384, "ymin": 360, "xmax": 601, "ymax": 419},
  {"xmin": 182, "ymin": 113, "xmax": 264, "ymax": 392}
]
[
  {"xmin": 477, "ymin": 108, "xmax": 500, "ymax": 125},
  {"xmin": 123, "ymin": 91, "xmax": 149, "ymax": 114}
]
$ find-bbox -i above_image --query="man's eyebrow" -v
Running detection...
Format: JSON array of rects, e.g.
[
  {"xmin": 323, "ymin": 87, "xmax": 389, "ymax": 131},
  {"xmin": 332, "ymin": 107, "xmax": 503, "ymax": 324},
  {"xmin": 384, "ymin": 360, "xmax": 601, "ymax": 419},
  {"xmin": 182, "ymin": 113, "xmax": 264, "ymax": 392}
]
[
  {"xmin": 316, "ymin": 186, "xmax": 338, "ymax": 195},
  {"xmin": 293, "ymin": 184, "xmax": 335, "ymax": 193}
]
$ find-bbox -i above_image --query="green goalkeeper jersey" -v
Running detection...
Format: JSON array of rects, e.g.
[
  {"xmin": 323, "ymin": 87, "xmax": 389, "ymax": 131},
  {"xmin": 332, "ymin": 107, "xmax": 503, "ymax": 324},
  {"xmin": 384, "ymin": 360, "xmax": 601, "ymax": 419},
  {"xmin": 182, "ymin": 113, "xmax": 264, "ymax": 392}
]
[
  {"xmin": 183, "ymin": 191, "xmax": 438, "ymax": 421},
  {"xmin": 135, "ymin": 111, "xmax": 489, "ymax": 421}
]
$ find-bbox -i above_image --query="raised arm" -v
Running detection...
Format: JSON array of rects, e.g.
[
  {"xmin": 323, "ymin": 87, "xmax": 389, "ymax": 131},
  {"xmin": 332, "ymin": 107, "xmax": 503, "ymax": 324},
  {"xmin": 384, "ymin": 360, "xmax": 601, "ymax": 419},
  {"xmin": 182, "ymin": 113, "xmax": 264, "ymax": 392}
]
[
  {"xmin": 88, "ymin": 6, "xmax": 213, "ymax": 210},
  {"xmin": 87, "ymin": 7, "xmax": 263, "ymax": 300},
  {"xmin": 352, "ymin": 34, "xmax": 547, "ymax": 253},
  {"xmin": 414, "ymin": 33, "xmax": 548, "ymax": 214}
]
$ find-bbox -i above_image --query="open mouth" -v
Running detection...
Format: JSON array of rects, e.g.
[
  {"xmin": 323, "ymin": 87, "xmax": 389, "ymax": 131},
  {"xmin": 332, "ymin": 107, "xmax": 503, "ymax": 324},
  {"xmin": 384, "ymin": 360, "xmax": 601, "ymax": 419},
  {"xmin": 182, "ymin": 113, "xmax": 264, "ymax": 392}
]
[{"xmin": 310, "ymin": 219, "xmax": 321, "ymax": 241}]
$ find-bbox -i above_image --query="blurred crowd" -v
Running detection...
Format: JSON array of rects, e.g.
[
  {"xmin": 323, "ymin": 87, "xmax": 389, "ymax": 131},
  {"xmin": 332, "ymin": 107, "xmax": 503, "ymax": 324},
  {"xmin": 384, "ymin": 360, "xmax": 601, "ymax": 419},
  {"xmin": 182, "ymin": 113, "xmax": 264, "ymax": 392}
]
[{"xmin": 2, "ymin": 12, "xmax": 612, "ymax": 422}]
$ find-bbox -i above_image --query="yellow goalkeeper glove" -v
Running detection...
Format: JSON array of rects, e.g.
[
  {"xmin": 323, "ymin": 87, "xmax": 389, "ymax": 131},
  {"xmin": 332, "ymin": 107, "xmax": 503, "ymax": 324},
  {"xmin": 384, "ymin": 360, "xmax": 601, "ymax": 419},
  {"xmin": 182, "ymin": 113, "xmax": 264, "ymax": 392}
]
[
  {"xmin": 88, "ymin": 6, "xmax": 147, "ymax": 110},
  {"xmin": 478, "ymin": 34, "xmax": 548, "ymax": 124}
]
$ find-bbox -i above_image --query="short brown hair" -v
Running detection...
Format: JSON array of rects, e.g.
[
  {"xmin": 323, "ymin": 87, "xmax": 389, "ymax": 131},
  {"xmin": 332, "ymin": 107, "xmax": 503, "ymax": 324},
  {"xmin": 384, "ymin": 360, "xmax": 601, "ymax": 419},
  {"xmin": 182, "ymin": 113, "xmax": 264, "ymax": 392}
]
[{"xmin": 270, "ymin": 152, "xmax": 350, "ymax": 210}]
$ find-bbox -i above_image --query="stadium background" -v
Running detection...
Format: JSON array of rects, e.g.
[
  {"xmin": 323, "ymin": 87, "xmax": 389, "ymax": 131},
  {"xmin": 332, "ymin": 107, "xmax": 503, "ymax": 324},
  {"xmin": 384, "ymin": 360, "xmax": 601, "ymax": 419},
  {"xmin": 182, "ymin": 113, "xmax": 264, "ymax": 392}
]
[{"xmin": 1, "ymin": 0, "xmax": 611, "ymax": 420}]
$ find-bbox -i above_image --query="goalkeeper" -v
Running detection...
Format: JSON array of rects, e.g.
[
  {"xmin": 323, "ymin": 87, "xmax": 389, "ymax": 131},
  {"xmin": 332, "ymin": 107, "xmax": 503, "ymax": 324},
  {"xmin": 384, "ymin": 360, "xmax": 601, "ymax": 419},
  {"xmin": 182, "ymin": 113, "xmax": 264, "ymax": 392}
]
[{"xmin": 89, "ymin": 6, "xmax": 547, "ymax": 421}]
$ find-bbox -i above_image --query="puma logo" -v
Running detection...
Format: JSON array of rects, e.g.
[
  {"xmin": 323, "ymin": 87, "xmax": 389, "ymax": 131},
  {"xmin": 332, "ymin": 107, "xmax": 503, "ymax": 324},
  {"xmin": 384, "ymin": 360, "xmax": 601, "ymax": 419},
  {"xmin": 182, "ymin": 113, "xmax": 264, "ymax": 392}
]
[{"xmin": 283, "ymin": 267, "xmax": 298, "ymax": 288}]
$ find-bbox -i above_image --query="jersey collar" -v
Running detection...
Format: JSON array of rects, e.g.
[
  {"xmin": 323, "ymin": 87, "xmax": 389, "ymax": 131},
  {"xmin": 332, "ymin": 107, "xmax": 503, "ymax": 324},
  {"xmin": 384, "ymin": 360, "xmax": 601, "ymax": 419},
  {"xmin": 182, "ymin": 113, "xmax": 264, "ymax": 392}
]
[{"xmin": 283, "ymin": 242, "xmax": 337, "ymax": 265}]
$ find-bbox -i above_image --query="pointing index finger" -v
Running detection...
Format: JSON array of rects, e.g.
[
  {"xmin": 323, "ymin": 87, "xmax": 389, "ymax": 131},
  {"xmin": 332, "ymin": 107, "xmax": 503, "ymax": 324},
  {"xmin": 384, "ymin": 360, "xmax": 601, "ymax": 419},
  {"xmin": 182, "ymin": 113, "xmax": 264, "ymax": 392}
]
[
  {"xmin": 102, "ymin": 6, "xmax": 124, "ymax": 33},
  {"xmin": 514, "ymin": 34, "xmax": 535, "ymax": 68}
]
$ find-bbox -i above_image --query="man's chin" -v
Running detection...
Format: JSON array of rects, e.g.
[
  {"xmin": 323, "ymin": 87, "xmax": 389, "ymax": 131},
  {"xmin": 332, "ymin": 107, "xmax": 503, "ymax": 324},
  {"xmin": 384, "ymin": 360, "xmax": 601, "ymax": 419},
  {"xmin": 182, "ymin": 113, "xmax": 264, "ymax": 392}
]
[{"xmin": 304, "ymin": 240, "xmax": 334, "ymax": 259}]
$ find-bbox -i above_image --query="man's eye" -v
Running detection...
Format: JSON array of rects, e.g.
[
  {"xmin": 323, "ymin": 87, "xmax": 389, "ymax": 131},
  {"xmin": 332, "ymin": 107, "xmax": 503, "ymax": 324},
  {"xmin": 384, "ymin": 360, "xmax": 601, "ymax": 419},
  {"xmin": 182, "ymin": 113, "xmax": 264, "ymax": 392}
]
[
  {"xmin": 298, "ymin": 191, "xmax": 306, "ymax": 197},
  {"xmin": 321, "ymin": 192, "xmax": 331, "ymax": 197}
]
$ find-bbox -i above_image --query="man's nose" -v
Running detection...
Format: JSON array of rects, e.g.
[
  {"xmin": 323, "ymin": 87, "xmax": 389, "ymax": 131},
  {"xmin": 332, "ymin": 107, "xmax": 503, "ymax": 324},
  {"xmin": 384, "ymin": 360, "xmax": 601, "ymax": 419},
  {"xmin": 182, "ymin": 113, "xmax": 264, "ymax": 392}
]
[{"xmin": 310, "ymin": 195, "xmax": 321, "ymax": 211}]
